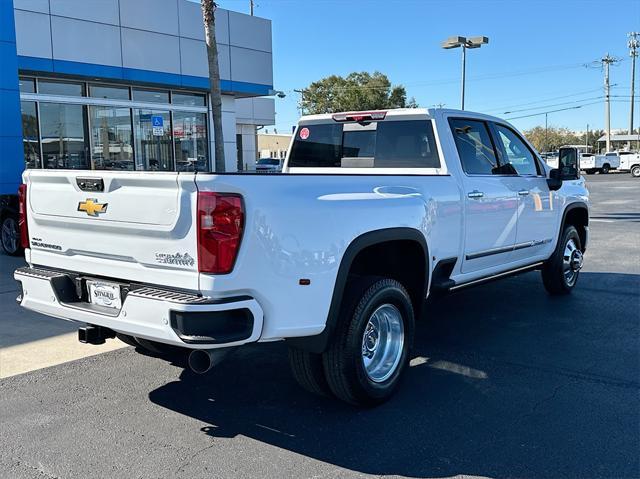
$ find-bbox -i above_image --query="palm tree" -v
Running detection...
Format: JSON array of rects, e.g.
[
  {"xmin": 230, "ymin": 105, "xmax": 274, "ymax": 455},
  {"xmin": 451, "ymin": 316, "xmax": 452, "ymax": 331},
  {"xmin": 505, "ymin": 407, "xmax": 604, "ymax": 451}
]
[{"xmin": 201, "ymin": 0, "xmax": 225, "ymax": 172}]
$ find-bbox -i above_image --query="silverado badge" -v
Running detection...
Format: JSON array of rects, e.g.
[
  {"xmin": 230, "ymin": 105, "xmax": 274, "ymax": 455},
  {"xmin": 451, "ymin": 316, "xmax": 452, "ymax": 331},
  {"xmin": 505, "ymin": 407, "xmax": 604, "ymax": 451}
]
[{"xmin": 78, "ymin": 198, "xmax": 108, "ymax": 217}]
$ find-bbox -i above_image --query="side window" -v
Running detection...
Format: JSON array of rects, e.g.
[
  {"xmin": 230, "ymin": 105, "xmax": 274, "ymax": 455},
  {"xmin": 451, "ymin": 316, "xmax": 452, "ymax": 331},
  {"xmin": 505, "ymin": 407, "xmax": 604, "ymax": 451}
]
[
  {"xmin": 449, "ymin": 119, "xmax": 498, "ymax": 175},
  {"xmin": 493, "ymin": 124, "xmax": 540, "ymax": 176}
]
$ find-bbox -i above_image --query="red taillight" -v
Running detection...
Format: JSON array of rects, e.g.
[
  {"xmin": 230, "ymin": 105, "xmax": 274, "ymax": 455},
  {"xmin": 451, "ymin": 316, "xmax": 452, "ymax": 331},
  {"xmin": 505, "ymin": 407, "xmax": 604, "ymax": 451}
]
[
  {"xmin": 197, "ymin": 192, "xmax": 244, "ymax": 274},
  {"xmin": 18, "ymin": 184, "xmax": 29, "ymax": 249}
]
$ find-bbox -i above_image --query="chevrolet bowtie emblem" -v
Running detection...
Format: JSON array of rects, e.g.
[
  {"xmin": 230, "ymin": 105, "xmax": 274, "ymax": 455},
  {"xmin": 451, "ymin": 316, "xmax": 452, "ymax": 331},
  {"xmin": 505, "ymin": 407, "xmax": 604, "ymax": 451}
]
[{"xmin": 78, "ymin": 198, "xmax": 108, "ymax": 217}]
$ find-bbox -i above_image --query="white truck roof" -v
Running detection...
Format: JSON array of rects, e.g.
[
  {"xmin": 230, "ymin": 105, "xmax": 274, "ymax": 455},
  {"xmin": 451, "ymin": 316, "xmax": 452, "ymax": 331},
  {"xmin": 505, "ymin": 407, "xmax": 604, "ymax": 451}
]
[{"xmin": 297, "ymin": 108, "xmax": 508, "ymax": 125}]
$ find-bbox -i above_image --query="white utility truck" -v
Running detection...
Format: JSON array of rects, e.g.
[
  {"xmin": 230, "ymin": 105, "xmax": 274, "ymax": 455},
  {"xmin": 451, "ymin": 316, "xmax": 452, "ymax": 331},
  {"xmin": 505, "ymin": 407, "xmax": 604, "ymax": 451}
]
[
  {"xmin": 15, "ymin": 109, "xmax": 589, "ymax": 406},
  {"xmin": 581, "ymin": 151, "xmax": 620, "ymax": 174},
  {"xmin": 617, "ymin": 151, "xmax": 640, "ymax": 177}
]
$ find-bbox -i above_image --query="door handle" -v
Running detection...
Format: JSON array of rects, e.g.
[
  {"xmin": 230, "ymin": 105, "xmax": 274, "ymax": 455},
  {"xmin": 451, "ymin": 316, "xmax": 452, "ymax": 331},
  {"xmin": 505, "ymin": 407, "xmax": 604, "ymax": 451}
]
[
  {"xmin": 518, "ymin": 190, "xmax": 530, "ymax": 196},
  {"xmin": 467, "ymin": 190, "xmax": 484, "ymax": 199}
]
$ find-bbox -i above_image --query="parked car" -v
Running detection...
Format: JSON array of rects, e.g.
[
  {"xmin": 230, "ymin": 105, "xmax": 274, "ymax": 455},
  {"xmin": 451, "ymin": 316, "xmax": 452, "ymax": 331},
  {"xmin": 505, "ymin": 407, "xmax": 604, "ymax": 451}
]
[
  {"xmin": 617, "ymin": 151, "xmax": 640, "ymax": 177},
  {"xmin": 14, "ymin": 108, "xmax": 589, "ymax": 406},
  {"xmin": 255, "ymin": 157, "xmax": 283, "ymax": 173},
  {"xmin": 1, "ymin": 193, "xmax": 22, "ymax": 256},
  {"xmin": 581, "ymin": 151, "xmax": 620, "ymax": 174}
]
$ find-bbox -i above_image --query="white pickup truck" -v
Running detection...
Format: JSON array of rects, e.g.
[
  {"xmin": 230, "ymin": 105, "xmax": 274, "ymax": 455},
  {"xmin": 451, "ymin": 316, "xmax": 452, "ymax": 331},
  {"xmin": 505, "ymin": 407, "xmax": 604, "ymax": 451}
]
[
  {"xmin": 14, "ymin": 108, "xmax": 589, "ymax": 406},
  {"xmin": 580, "ymin": 152, "xmax": 620, "ymax": 174}
]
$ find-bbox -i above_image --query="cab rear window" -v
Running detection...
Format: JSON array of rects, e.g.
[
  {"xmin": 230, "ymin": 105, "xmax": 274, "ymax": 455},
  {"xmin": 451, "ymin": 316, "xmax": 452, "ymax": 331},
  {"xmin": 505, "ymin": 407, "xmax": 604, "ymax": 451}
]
[{"xmin": 288, "ymin": 120, "xmax": 440, "ymax": 168}]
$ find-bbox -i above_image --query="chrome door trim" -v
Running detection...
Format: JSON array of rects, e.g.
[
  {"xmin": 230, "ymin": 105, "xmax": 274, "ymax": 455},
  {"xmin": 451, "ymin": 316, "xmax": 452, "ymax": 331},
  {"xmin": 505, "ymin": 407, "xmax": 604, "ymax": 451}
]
[{"xmin": 466, "ymin": 238, "xmax": 552, "ymax": 260}]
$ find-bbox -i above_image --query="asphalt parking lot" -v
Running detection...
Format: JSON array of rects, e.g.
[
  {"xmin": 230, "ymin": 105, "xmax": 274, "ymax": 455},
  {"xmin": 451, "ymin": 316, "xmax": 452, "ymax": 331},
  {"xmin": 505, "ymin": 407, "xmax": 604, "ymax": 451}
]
[{"xmin": 0, "ymin": 173, "xmax": 638, "ymax": 479}]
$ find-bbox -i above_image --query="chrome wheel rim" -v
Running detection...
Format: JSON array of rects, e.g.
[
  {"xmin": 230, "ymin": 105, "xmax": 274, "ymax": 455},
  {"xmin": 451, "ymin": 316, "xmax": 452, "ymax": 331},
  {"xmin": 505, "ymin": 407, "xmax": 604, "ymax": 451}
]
[
  {"xmin": 562, "ymin": 238, "xmax": 583, "ymax": 287},
  {"xmin": 361, "ymin": 304, "xmax": 404, "ymax": 383},
  {"xmin": 1, "ymin": 218, "xmax": 18, "ymax": 254}
]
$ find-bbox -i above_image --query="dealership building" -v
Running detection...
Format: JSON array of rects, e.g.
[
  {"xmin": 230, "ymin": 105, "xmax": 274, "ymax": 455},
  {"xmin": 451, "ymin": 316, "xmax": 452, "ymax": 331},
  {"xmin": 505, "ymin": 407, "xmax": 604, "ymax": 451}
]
[{"xmin": 0, "ymin": 0, "xmax": 276, "ymax": 196}]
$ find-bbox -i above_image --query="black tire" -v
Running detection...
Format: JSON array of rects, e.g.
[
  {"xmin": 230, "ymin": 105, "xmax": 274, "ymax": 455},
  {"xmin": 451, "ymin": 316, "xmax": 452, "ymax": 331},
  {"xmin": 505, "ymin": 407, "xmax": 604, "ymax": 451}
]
[
  {"xmin": 585, "ymin": 170, "xmax": 595, "ymax": 175},
  {"xmin": 1, "ymin": 215, "xmax": 22, "ymax": 256},
  {"xmin": 288, "ymin": 347, "xmax": 332, "ymax": 397},
  {"xmin": 322, "ymin": 277, "xmax": 415, "ymax": 407},
  {"xmin": 600, "ymin": 164, "xmax": 610, "ymax": 174},
  {"xmin": 541, "ymin": 225, "xmax": 583, "ymax": 295},
  {"xmin": 116, "ymin": 333, "xmax": 139, "ymax": 347},
  {"xmin": 631, "ymin": 165, "xmax": 640, "ymax": 178}
]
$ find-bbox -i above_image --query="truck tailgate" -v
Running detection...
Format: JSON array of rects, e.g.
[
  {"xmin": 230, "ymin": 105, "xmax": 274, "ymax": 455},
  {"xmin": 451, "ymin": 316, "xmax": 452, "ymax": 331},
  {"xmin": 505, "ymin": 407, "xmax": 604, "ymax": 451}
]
[{"xmin": 24, "ymin": 170, "xmax": 200, "ymax": 291}]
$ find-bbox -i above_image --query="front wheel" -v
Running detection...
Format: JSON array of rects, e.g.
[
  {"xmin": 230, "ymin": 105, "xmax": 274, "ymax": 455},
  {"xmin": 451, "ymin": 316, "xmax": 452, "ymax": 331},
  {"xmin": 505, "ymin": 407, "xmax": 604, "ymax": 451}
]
[
  {"xmin": 600, "ymin": 164, "xmax": 610, "ymax": 174},
  {"xmin": 322, "ymin": 277, "xmax": 415, "ymax": 406},
  {"xmin": 1, "ymin": 216, "xmax": 22, "ymax": 256},
  {"xmin": 541, "ymin": 225, "xmax": 583, "ymax": 295},
  {"xmin": 631, "ymin": 165, "xmax": 640, "ymax": 178}
]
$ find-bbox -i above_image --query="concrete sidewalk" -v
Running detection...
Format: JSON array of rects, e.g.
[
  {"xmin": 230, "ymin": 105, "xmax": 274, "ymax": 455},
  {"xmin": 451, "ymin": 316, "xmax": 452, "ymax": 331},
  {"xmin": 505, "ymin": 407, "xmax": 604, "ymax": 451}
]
[{"xmin": 0, "ymin": 254, "xmax": 125, "ymax": 379}]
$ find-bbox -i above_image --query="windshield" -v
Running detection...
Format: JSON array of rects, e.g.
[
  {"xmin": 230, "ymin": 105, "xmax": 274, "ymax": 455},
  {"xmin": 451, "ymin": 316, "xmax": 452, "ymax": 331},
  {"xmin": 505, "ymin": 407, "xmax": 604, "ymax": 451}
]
[
  {"xmin": 257, "ymin": 158, "xmax": 280, "ymax": 165},
  {"xmin": 288, "ymin": 120, "xmax": 440, "ymax": 168}
]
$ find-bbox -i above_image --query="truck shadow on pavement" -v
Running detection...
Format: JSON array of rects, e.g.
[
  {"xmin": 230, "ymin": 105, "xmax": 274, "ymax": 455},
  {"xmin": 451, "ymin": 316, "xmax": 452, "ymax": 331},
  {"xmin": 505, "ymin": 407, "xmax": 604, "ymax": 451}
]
[{"xmin": 148, "ymin": 271, "xmax": 640, "ymax": 478}]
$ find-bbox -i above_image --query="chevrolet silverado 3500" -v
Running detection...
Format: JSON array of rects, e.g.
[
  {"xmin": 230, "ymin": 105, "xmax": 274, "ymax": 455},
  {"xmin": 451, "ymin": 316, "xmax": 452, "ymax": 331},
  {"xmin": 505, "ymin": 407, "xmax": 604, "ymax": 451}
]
[{"xmin": 15, "ymin": 108, "xmax": 589, "ymax": 406}]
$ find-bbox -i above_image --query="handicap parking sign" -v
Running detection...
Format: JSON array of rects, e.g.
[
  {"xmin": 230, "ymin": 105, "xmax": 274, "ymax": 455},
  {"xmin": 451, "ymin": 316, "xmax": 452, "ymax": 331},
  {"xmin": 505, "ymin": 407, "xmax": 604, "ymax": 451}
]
[{"xmin": 151, "ymin": 115, "xmax": 164, "ymax": 136}]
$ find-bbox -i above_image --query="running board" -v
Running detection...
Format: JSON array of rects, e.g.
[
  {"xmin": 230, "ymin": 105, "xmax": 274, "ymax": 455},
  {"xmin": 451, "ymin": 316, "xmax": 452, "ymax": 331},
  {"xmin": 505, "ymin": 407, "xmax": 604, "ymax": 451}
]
[{"xmin": 449, "ymin": 262, "xmax": 544, "ymax": 292}]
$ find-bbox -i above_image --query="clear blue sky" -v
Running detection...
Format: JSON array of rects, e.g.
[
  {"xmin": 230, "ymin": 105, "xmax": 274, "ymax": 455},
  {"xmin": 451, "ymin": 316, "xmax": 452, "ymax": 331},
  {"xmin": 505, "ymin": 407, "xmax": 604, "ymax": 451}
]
[{"xmin": 223, "ymin": 0, "xmax": 639, "ymax": 134}]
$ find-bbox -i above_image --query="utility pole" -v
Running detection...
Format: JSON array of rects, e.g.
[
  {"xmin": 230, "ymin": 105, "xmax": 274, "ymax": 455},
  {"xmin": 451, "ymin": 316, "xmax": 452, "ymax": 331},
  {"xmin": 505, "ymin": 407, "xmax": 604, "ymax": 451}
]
[
  {"xmin": 600, "ymin": 54, "xmax": 620, "ymax": 152},
  {"xmin": 249, "ymin": 0, "xmax": 254, "ymax": 15},
  {"xmin": 585, "ymin": 124, "xmax": 589, "ymax": 152},
  {"xmin": 628, "ymin": 32, "xmax": 639, "ymax": 140},
  {"xmin": 294, "ymin": 89, "xmax": 305, "ymax": 115},
  {"xmin": 544, "ymin": 112, "xmax": 548, "ymax": 152}
]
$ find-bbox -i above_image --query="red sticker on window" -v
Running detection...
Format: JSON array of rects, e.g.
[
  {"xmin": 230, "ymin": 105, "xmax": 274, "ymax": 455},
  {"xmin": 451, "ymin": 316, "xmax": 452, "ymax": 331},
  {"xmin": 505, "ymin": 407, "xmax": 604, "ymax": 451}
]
[{"xmin": 299, "ymin": 127, "xmax": 310, "ymax": 140}]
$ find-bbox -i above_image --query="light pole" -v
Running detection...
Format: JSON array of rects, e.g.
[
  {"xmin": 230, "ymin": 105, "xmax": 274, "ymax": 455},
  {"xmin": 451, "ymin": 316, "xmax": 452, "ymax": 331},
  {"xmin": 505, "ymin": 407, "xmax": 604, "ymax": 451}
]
[{"xmin": 442, "ymin": 36, "xmax": 489, "ymax": 110}]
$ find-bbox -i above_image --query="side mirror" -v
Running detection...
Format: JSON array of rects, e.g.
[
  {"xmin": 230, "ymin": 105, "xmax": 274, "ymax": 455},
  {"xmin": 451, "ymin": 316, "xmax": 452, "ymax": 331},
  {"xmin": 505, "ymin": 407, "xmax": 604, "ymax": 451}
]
[
  {"xmin": 557, "ymin": 147, "xmax": 580, "ymax": 180},
  {"xmin": 547, "ymin": 169, "xmax": 563, "ymax": 191}
]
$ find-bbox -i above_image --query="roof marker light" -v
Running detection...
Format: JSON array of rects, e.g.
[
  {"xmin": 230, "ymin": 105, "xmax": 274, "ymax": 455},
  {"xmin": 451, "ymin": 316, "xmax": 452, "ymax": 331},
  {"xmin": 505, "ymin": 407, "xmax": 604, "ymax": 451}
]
[{"xmin": 332, "ymin": 111, "xmax": 387, "ymax": 122}]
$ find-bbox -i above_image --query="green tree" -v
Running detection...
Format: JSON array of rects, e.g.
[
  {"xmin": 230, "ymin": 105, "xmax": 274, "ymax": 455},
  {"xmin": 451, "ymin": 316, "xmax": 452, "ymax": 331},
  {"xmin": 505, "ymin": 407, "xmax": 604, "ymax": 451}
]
[
  {"xmin": 523, "ymin": 126, "xmax": 581, "ymax": 152},
  {"xmin": 300, "ymin": 72, "xmax": 417, "ymax": 114}
]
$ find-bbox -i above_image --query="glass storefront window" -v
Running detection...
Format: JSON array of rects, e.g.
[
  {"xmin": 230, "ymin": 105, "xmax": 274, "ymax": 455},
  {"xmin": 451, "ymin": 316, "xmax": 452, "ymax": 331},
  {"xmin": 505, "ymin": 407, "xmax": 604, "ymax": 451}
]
[
  {"xmin": 21, "ymin": 101, "xmax": 40, "ymax": 168},
  {"xmin": 20, "ymin": 77, "xmax": 211, "ymax": 172},
  {"xmin": 172, "ymin": 92, "xmax": 206, "ymax": 107},
  {"xmin": 39, "ymin": 103, "xmax": 89, "ymax": 169},
  {"xmin": 38, "ymin": 80, "xmax": 85, "ymax": 97},
  {"xmin": 132, "ymin": 88, "xmax": 169, "ymax": 104},
  {"xmin": 89, "ymin": 106, "xmax": 134, "ymax": 170},
  {"xmin": 133, "ymin": 109, "xmax": 172, "ymax": 171},
  {"xmin": 90, "ymin": 84, "xmax": 130, "ymax": 100},
  {"xmin": 19, "ymin": 78, "xmax": 35, "ymax": 93},
  {"xmin": 173, "ymin": 111, "xmax": 208, "ymax": 172}
]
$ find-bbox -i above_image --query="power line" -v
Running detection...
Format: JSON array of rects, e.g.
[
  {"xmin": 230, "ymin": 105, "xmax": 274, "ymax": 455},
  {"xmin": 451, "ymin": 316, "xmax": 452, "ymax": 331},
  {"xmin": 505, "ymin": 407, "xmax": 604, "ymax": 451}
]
[
  {"xmin": 502, "ymin": 96, "xmax": 604, "ymax": 115},
  {"xmin": 483, "ymin": 87, "xmax": 605, "ymax": 113},
  {"xmin": 287, "ymin": 61, "xmax": 594, "ymax": 94},
  {"xmin": 505, "ymin": 101, "xmax": 602, "ymax": 121}
]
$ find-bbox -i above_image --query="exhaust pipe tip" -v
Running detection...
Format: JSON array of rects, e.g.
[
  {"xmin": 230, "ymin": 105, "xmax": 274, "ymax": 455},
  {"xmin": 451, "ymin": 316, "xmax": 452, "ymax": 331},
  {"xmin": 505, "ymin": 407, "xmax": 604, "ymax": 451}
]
[
  {"xmin": 188, "ymin": 347, "xmax": 236, "ymax": 374},
  {"xmin": 188, "ymin": 349, "xmax": 214, "ymax": 374}
]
